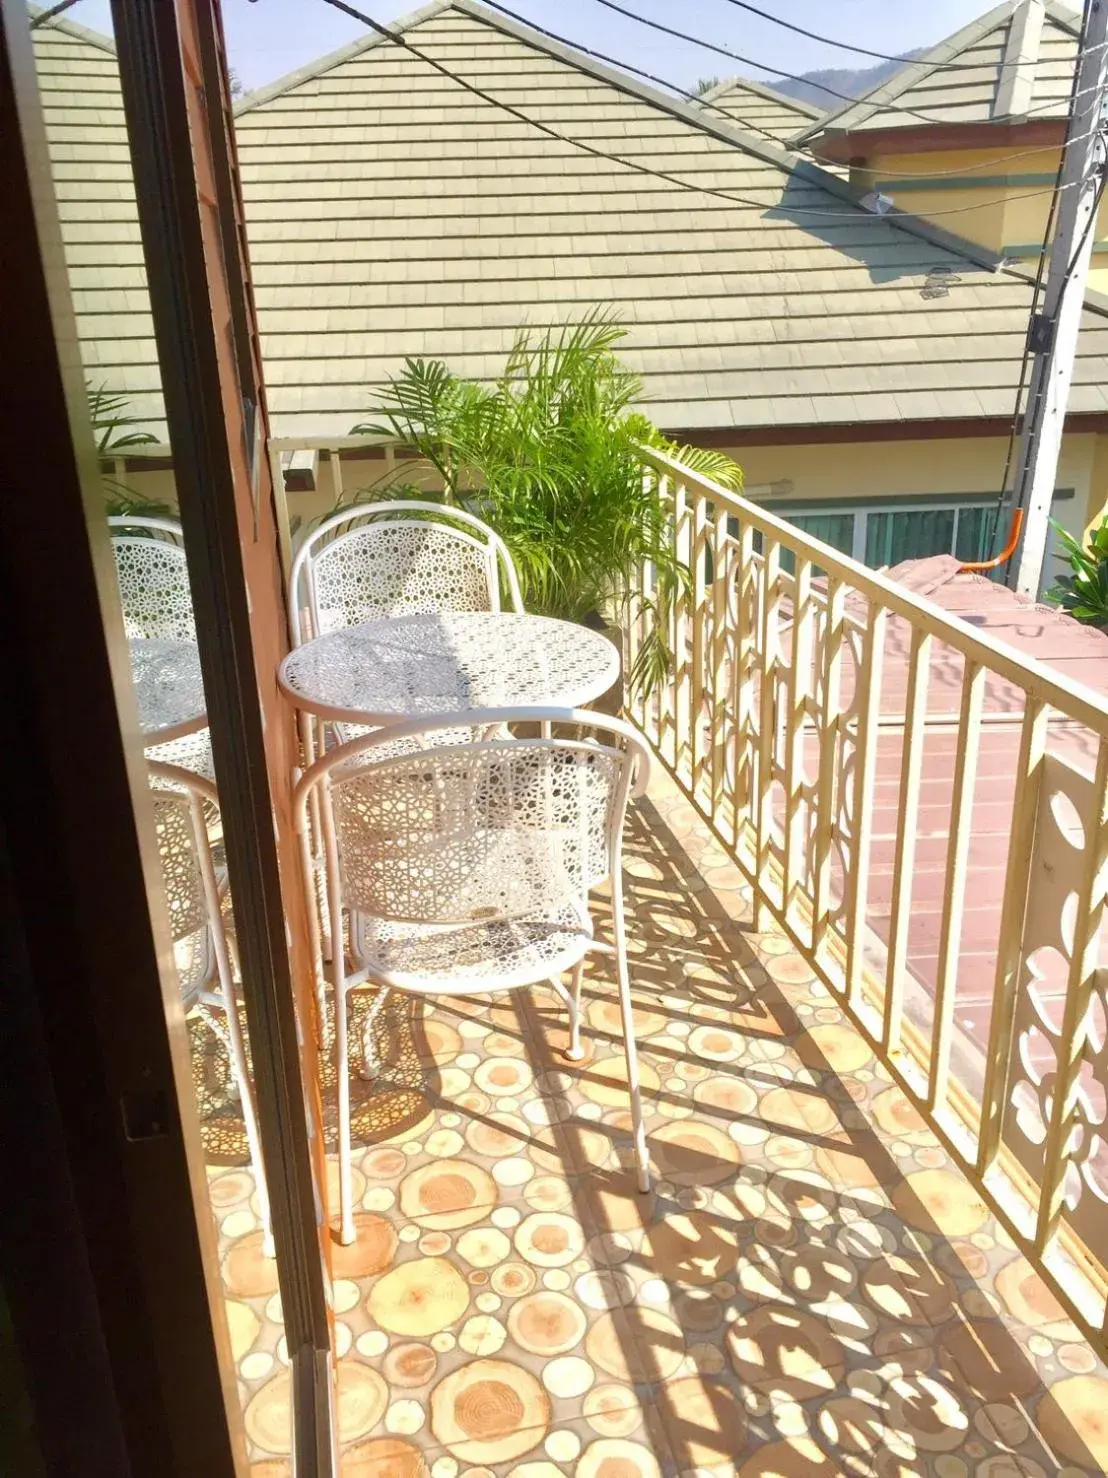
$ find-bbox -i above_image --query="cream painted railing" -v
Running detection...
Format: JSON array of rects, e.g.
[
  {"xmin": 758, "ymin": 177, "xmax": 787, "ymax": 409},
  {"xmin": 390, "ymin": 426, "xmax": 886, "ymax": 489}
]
[{"xmin": 629, "ymin": 445, "xmax": 1108, "ymax": 1353}]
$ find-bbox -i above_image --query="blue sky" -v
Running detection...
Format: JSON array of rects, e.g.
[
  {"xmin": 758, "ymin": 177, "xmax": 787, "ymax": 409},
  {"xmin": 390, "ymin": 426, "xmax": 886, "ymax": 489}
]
[{"xmin": 66, "ymin": 0, "xmax": 991, "ymax": 95}]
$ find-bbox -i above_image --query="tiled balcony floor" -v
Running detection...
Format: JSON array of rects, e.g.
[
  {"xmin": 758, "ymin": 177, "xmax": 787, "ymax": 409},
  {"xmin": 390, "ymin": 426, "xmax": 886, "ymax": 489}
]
[{"xmin": 203, "ymin": 770, "xmax": 1108, "ymax": 1478}]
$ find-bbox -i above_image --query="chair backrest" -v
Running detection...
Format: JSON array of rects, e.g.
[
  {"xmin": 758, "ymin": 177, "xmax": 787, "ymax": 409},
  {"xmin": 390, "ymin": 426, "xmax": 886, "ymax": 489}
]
[
  {"xmin": 288, "ymin": 502, "xmax": 524, "ymax": 646},
  {"xmin": 108, "ymin": 515, "xmax": 195, "ymax": 641},
  {"xmin": 294, "ymin": 708, "xmax": 650, "ymax": 927},
  {"xmin": 148, "ymin": 761, "xmax": 221, "ymax": 1004}
]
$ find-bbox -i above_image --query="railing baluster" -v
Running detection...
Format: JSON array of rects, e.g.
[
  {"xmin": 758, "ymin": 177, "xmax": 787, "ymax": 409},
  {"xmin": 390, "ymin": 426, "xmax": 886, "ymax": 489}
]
[
  {"xmin": 783, "ymin": 557, "xmax": 813, "ymax": 933},
  {"xmin": 648, "ymin": 472, "xmax": 671, "ymax": 750},
  {"xmin": 690, "ymin": 493, "xmax": 709, "ymax": 801},
  {"xmin": 732, "ymin": 523, "xmax": 756, "ymax": 852},
  {"xmin": 618, "ymin": 445, "xmax": 1108, "ymax": 1352},
  {"xmin": 754, "ymin": 540, "xmax": 781, "ymax": 929},
  {"xmin": 930, "ymin": 659, "xmax": 985, "ymax": 1111},
  {"xmin": 977, "ymin": 698, "xmax": 1050, "ymax": 1175},
  {"xmin": 811, "ymin": 581, "xmax": 846, "ymax": 963},
  {"xmin": 1034, "ymin": 739, "xmax": 1108, "ymax": 1250},
  {"xmin": 709, "ymin": 510, "xmax": 730, "ymax": 821},
  {"xmin": 845, "ymin": 601, "xmax": 887, "ymax": 1007},
  {"xmin": 670, "ymin": 479, "xmax": 691, "ymax": 776},
  {"xmin": 884, "ymin": 627, "xmax": 932, "ymax": 1057}
]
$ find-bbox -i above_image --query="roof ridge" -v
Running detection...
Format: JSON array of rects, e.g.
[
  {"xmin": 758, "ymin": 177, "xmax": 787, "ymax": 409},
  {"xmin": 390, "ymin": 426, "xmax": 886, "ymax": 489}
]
[
  {"xmin": 444, "ymin": 1, "xmax": 1046, "ymax": 282},
  {"xmin": 27, "ymin": 1, "xmax": 117, "ymax": 55},
  {"xmin": 234, "ymin": 0, "xmax": 455, "ymax": 115},
  {"xmin": 233, "ymin": 0, "xmax": 1082, "ymax": 293},
  {"xmin": 697, "ymin": 73, "xmax": 825, "ymax": 122},
  {"xmin": 793, "ymin": 0, "xmax": 1022, "ymax": 145},
  {"xmin": 1043, "ymin": 0, "xmax": 1084, "ymax": 37}
]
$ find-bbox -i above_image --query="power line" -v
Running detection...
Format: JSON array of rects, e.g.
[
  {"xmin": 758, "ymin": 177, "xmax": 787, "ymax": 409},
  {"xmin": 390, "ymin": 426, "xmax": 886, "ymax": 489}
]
[
  {"xmin": 477, "ymin": 2, "xmax": 1102, "ymax": 185},
  {"xmin": 987, "ymin": 1, "xmax": 1092, "ymax": 559},
  {"xmin": 587, "ymin": 0, "xmax": 1108, "ymax": 131},
  {"xmin": 582, "ymin": 0, "xmax": 1013, "ymax": 124},
  {"xmin": 717, "ymin": 0, "xmax": 1095, "ymax": 73},
  {"xmin": 476, "ymin": 0, "xmax": 789, "ymax": 149},
  {"xmin": 30, "ymin": 0, "xmax": 82, "ymax": 27},
  {"xmin": 314, "ymin": 0, "xmax": 1082, "ymax": 227}
]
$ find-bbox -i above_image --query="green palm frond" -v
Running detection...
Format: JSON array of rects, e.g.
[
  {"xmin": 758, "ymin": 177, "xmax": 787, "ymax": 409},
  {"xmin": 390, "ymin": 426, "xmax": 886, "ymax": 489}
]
[
  {"xmin": 87, "ymin": 383, "xmax": 158, "ymax": 455},
  {"xmin": 349, "ymin": 314, "xmax": 744, "ymax": 691}
]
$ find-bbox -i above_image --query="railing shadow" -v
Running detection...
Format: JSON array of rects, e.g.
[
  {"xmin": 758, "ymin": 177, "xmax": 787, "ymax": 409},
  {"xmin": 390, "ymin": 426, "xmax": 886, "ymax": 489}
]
[{"xmin": 503, "ymin": 794, "xmax": 1105, "ymax": 1475}]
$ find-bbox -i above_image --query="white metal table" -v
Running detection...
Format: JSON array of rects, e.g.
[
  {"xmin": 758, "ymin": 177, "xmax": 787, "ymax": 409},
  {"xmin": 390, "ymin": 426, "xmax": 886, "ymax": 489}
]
[
  {"xmin": 277, "ymin": 610, "xmax": 619, "ymax": 725},
  {"xmin": 128, "ymin": 637, "xmax": 207, "ymax": 743}
]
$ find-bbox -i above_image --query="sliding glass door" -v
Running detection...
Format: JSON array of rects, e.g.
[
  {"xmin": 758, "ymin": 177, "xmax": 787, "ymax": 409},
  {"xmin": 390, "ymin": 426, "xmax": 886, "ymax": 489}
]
[{"xmin": 6, "ymin": 1, "xmax": 335, "ymax": 1471}]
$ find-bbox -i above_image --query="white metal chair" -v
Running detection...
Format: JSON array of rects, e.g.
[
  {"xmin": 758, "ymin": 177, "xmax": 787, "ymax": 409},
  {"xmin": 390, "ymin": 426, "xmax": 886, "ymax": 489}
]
[
  {"xmin": 109, "ymin": 515, "xmax": 213, "ymax": 780},
  {"xmin": 148, "ymin": 760, "xmax": 272, "ymax": 1255},
  {"xmin": 292, "ymin": 707, "xmax": 652, "ymax": 1244},
  {"xmin": 109, "ymin": 515, "xmax": 194, "ymax": 640},
  {"xmin": 287, "ymin": 500, "xmax": 525, "ymax": 649},
  {"xmin": 288, "ymin": 504, "xmax": 526, "ymax": 970}
]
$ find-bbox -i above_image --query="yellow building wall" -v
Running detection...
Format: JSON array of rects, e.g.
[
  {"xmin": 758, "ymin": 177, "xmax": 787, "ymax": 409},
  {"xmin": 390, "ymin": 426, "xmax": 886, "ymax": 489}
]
[
  {"xmin": 1087, "ymin": 432, "xmax": 1108, "ymax": 536},
  {"xmin": 852, "ymin": 142, "xmax": 1108, "ymax": 278},
  {"xmin": 109, "ymin": 431, "xmax": 1101, "ymax": 593},
  {"xmin": 711, "ymin": 432, "xmax": 1095, "ymax": 589}
]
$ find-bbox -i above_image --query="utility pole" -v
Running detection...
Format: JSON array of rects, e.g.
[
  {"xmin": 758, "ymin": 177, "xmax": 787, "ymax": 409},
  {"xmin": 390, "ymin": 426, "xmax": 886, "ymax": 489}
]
[{"xmin": 1011, "ymin": 0, "xmax": 1108, "ymax": 597}]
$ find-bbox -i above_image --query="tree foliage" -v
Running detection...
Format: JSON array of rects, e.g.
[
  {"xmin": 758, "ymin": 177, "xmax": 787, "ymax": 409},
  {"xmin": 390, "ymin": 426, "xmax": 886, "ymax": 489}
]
[{"xmin": 1047, "ymin": 515, "xmax": 1108, "ymax": 630}]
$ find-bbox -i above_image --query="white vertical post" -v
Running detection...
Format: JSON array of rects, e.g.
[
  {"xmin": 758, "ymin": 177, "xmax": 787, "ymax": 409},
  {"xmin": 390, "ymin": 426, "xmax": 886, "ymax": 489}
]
[{"xmin": 1013, "ymin": 0, "xmax": 1108, "ymax": 596}]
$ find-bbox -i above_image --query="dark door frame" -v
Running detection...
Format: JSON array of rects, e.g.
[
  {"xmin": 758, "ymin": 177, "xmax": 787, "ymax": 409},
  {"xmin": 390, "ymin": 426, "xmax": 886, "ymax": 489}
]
[
  {"xmin": 0, "ymin": 3, "xmax": 244, "ymax": 1472},
  {"xmin": 109, "ymin": 0, "xmax": 335, "ymax": 1470}
]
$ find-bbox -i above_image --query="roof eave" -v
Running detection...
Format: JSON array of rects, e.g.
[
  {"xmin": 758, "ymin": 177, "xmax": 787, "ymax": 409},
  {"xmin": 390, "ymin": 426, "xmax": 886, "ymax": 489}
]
[
  {"xmin": 234, "ymin": 0, "xmax": 455, "ymax": 115},
  {"xmin": 27, "ymin": 2, "xmax": 116, "ymax": 55},
  {"xmin": 697, "ymin": 72, "xmax": 826, "ymax": 122}
]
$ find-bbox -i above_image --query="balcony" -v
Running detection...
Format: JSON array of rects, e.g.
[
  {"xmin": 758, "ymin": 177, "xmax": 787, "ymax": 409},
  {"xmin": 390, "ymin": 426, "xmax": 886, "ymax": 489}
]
[{"xmin": 193, "ymin": 445, "xmax": 1108, "ymax": 1474}]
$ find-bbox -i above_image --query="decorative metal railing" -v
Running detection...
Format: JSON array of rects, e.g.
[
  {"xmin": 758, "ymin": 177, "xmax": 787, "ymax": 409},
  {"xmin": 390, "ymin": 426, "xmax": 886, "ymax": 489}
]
[{"xmin": 629, "ymin": 444, "xmax": 1108, "ymax": 1354}]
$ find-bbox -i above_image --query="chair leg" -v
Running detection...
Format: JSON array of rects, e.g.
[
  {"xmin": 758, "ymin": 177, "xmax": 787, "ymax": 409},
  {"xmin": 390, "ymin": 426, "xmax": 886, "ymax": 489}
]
[
  {"xmin": 360, "ymin": 985, "xmax": 392, "ymax": 1079},
  {"xmin": 321, "ymin": 783, "xmax": 356, "ymax": 1245},
  {"xmin": 335, "ymin": 979, "xmax": 355, "ymax": 1245},
  {"xmin": 565, "ymin": 959, "xmax": 585, "ymax": 1061},
  {"xmin": 220, "ymin": 993, "xmax": 275, "ymax": 1257},
  {"xmin": 611, "ymin": 901, "xmax": 650, "ymax": 1193}
]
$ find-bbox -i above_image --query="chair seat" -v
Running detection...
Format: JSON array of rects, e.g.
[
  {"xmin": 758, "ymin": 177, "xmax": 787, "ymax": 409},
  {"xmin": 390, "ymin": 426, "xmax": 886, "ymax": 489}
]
[
  {"xmin": 352, "ymin": 902, "xmax": 592, "ymax": 994},
  {"xmin": 146, "ymin": 726, "xmax": 215, "ymax": 781},
  {"xmin": 333, "ymin": 721, "xmax": 498, "ymax": 754}
]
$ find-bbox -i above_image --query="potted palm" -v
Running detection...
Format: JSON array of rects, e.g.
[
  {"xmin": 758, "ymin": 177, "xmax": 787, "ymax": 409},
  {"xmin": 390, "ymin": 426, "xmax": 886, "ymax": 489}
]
[
  {"xmin": 350, "ymin": 312, "xmax": 743, "ymax": 704},
  {"xmin": 87, "ymin": 384, "xmax": 169, "ymax": 518},
  {"xmin": 1047, "ymin": 515, "xmax": 1108, "ymax": 631}
]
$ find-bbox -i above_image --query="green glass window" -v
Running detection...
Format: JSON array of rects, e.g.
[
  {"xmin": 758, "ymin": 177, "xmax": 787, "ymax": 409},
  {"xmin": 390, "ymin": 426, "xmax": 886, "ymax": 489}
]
[
  {"xmin": 780, "ymin": 512, "xmax": 856, "ymax": 575},
  {"xmin": 954, "ymin": 504, "xmax": 1001, "ymax": 565},
  {"xmin": 865, "ymin": 508, "xmax": 956, "ymax": 567}
]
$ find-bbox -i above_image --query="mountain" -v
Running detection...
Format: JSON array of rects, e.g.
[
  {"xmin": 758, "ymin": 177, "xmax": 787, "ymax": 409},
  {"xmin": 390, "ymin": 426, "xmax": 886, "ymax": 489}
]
[{"xmin": 771, "ymin": 53, "xmax": 923, "ymax": 112}]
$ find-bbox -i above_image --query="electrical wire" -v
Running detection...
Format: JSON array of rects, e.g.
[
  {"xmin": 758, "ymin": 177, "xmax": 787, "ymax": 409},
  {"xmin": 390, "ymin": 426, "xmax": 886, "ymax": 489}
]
[
  {"xmin": 475, "ymin": 0, "xmax": 790, "ymax": 149},
  {"xmin": 988, "ymin": 4, "xmax": 1096, "ymax": 559},
  {"xmin": 314, "ymin": 0, "xmax": 1082, "ymax": 226},
  {"xmin": 479, "ymin": 0, "xmax": 1101, "ymax": 184},
  {"xmin": 30, "ymin": 0, "xmax": 82, "ymax": 27},
  {"xmin": 582, "ymin": 0, "xmax": 1030, "ymax": 124},
  {"xmin": 716, "ymin": 0, "xmax": 1091, "ymax": 72}
]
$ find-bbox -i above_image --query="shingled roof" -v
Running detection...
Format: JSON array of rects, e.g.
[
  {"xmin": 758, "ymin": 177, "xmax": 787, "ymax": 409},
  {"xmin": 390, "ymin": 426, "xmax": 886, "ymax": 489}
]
[
  {"xmin": 32, "ymin": 0, "xmax": 1108, "ymax": 442},
  {"xmin": 796, "ymin": 0, "xmax": 1082, "ymax": 148},
  {"xmin": 32, "ymin": 10, "xmax": 164, "ymax": 436},
  {"xmin": 695, "ymin": 75, "xmax": 822, "ymax": 146},
  {"xmin": 233, "ymin": 0, "xmax": 1108, "ymax": 438}
]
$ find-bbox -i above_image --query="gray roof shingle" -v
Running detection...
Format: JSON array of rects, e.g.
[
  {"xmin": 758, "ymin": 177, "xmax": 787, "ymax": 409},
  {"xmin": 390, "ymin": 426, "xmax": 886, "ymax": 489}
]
[{"xmin": 34, "ymin": 0, "xmax": 1108, "ymax": 441}]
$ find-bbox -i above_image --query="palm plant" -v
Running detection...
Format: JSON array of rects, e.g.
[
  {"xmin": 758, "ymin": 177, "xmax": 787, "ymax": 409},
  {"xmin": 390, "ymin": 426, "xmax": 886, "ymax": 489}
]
[
  {"xmin": 351, "ymin": 313, "xmax": 743, "ymax": 692},
  {"xmin": 1047, "ymin": 515, "xmax": 1108, "ymax": 630},
  {"xmin": 87, "ymin": 383, "xmax": 168, "ymax": 516}
]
